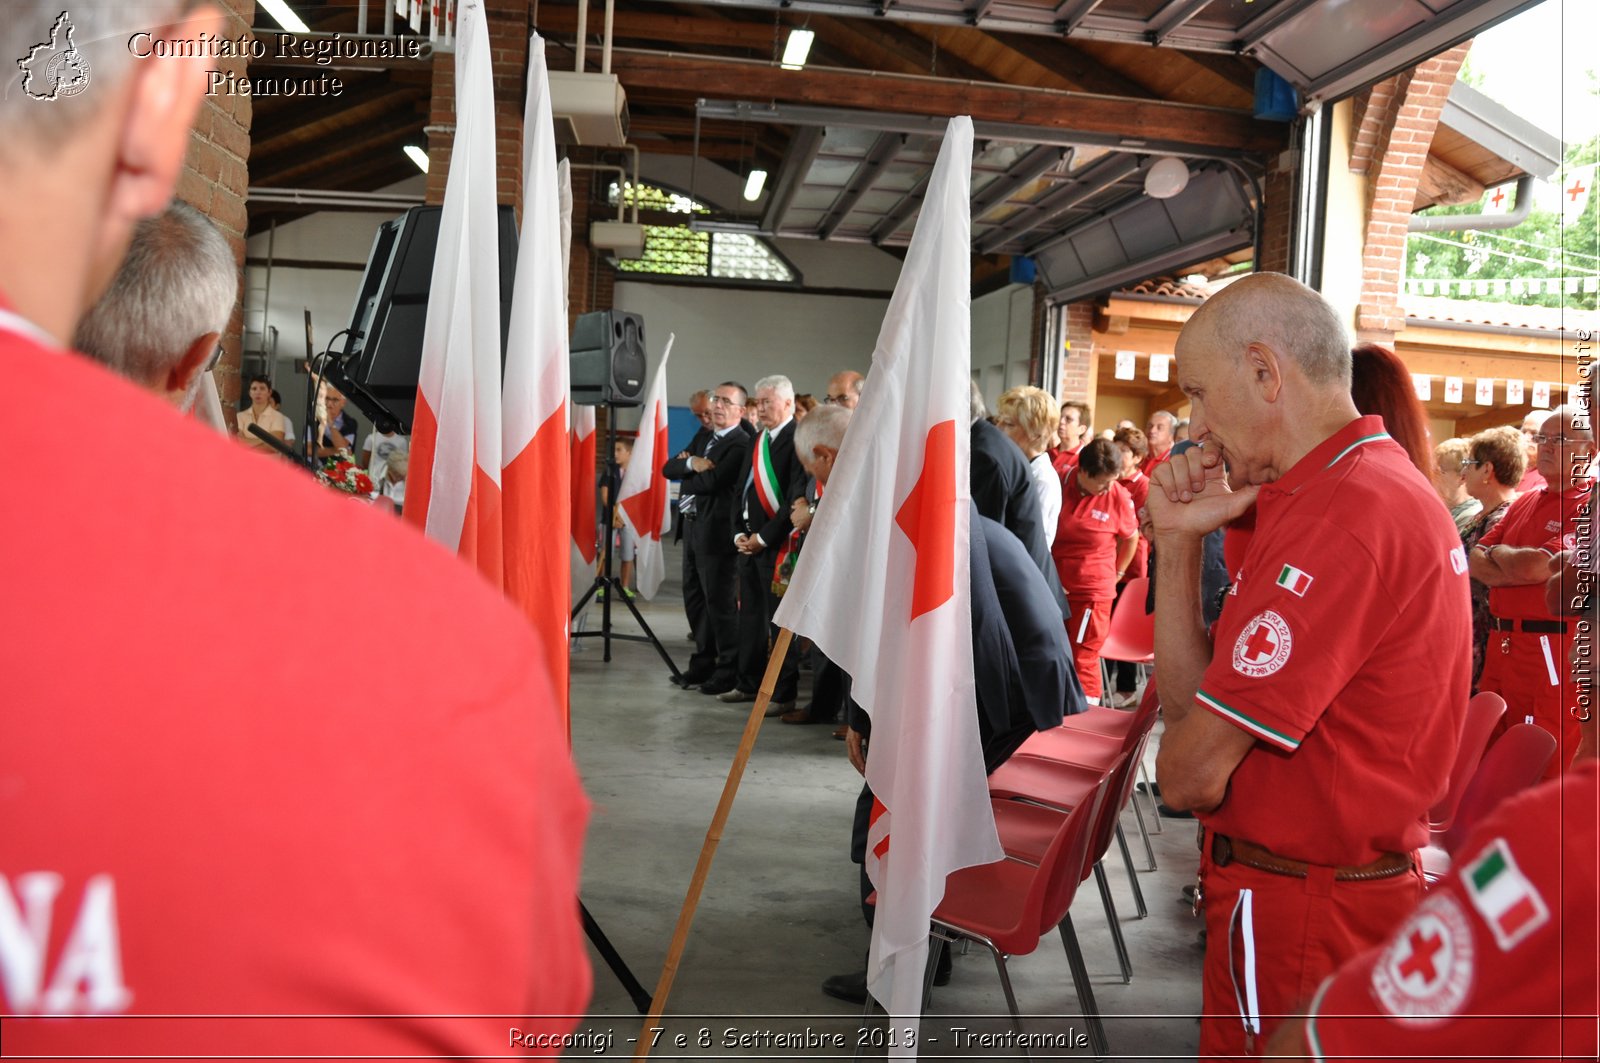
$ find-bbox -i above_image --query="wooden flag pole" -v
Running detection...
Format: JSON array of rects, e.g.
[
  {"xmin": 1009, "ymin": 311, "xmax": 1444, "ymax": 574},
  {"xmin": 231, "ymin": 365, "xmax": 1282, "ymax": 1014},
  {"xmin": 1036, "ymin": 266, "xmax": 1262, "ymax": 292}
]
[{"xmin": 633, "ymin": 626, "xmax": 796, "ymax": 1060}]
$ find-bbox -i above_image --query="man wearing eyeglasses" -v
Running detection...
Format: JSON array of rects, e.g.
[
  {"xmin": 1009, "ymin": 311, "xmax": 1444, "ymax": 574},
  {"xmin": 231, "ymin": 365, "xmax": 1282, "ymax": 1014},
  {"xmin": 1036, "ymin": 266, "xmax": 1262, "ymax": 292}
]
[
  {"xmin": 823, "ymin": 369, "xmax": 864, "ymax": 409},
  {"xmin": 73, "ymin": 201, "xmax": 234, "ymax": 416},
  {"xmin": 667, "ymin": 383, "xmax": 753, "ymax": 695},
  {"xmin": 1470, "ymin": 405, "xmax": 1596, "ymax": 777}
]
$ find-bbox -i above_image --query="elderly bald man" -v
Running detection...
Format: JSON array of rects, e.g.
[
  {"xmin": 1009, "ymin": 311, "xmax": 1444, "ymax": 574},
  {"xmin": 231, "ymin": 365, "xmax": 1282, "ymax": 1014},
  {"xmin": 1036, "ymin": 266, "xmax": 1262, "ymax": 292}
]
[
  {"xmin": 1144, "ymin": 272, "xmax": 1470, "ymax": 1059},
  {"xmin": 1471, "ymin": 404, "xmax": 1595, "ymax": 776}
]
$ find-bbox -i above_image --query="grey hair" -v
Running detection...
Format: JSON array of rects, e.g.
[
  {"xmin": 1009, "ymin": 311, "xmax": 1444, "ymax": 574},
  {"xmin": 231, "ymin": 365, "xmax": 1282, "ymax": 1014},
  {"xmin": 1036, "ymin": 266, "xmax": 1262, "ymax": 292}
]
[
  {"xmin": 795, "ymin": 404, "xmax": 851, "ymax": 461},
  {"xmin": 1, "ymin": 2, "xmax": 198, "ymax": 156},
  {"xmin": 1148, "ymin": 410, "xmax": 1177, "ymax": 429},
  {"xmin": 74, "ymin": 200, "xmax": 238, "ymax": 386},
  {"xmin": 1186, "ymin": 272, "xmax": 1352, "ymax": 388},
  {"xmin": 969, "ymin": 378, "xmax": 986, "ymax": 425},
  {"xmin": 753, "ymin": 374, "xmax": 795, "ymax": 402}
]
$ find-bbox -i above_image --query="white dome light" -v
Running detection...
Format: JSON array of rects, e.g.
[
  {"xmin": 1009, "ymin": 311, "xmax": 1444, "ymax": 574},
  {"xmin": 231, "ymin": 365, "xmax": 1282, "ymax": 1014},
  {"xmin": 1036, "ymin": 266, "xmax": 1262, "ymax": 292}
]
[{"xmin": 1144, "ymin": 157, "xmax": 1191, "ymax": 200}]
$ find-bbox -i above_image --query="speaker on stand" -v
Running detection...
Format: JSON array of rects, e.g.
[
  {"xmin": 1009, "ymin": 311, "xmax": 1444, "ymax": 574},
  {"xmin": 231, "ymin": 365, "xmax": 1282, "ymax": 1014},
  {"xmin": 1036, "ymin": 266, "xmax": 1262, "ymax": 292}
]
[{"xmin": 569, "ymin": 310, "xmax": 681, "ymax": 681}]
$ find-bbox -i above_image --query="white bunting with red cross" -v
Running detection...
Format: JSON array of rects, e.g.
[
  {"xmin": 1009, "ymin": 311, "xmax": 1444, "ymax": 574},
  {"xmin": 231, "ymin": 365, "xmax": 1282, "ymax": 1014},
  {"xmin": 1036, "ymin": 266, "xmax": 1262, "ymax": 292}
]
[{"xmin": 1561, "ymin": 164, "xmax": 1593, "ymax": 224}]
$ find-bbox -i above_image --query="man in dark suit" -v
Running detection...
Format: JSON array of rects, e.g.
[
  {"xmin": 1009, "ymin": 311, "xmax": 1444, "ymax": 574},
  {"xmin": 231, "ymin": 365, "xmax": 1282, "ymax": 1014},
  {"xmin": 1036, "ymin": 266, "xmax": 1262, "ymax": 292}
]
[
  {"xmin": 725, "ymin": 374, "xmax": 808, "ymax": 712},
  {"xmin": 662, "ymin": 390, "xmax": 715, "ymax": 686},
  {"xmin": 969, "ymin": 380, "xmax": 1070, "ymax": 620},
  {"xmin": 670, "ymin": 382, "xmax": 752, "ymax": 696}
]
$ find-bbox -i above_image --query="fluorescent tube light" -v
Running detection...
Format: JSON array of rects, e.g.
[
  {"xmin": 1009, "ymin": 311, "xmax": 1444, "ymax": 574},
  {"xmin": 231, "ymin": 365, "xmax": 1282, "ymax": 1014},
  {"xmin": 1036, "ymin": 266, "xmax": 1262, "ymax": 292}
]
[
  {"xmin": 404, "ymin": 145, "xmax": 430, "ymax": 173},
  {"xmin": 781, "ymin": 29, "xmax": 814, "ymax": 70},
  {"xmin": 257, "ymin": 0, "xmax": 311, "ymax": 34},
  {"xmin": 743, "ymin": 169, "xmax": 768, "ymax": 201}
]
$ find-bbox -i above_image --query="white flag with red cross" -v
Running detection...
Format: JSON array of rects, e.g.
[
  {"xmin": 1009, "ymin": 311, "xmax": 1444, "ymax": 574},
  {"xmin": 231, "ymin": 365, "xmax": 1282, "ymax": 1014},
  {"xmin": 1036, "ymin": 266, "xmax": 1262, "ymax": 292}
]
[
  {"xmin": 773, "ymin": 116, "xmax": 1000, "ymax": 1054},
  {"xmin": 1561, "ymin": 164, "xmax": 1593, "ymax": 224},
  {"xmin": 615, "ymin": 336, "xmax": 675, "ymax": 599}
]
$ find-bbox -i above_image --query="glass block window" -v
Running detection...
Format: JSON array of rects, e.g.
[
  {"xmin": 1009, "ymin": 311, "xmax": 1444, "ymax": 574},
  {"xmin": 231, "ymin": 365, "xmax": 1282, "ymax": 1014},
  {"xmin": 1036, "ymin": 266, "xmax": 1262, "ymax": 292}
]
[{"xmin": 608, "ymin": 181, "xmax": 798, "ymax": 284}]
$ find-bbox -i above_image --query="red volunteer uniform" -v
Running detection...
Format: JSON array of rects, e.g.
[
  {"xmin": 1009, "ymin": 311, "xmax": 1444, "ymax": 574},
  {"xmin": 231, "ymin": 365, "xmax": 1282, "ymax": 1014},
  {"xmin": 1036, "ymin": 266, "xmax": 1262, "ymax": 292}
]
[
  {"xmin": 1302, "ymin": 761, "xmax": 1598, "ymax": 1061},
  {"xmin": 1139, "ymin": 444, "xmax": 1172, "ymax": 476},
  {"xmin": 1476, "ymin": 483, "xmax": 1590, "ymax": 776},
  {"xmin": 1192, "ymin": 417, "xmax": 1471, "ymax": 1059},
  {"xmin": 1, "ymin": 313, "xmax": 592, "ymax": 1056},
  {"xmin": 1052, "ymin": 473, "xmax": 1137, "ymax": 698},
  {"xmin": 1120, "ymin": 469, "xmax": 1151, "ymax": 580}
]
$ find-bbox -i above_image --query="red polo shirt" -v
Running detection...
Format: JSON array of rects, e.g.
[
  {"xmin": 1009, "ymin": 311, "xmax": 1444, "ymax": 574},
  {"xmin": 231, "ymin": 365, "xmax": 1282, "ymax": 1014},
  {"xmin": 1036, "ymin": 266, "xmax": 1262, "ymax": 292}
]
[
  {"xmin": 2, "ymin": 317, "xmax": 591, "ymax": 1054},
  {"xmin": 1120, "ymin": 469, "xmax": 1150, "ymax": 579},
  {"xmin": 1051, "ymin": 470, "xmax": 1136, "ymax": 601},
  {"xmin": 1477, "ymin": 483, "xmax": 1590, "ymax": 620},
  {"xmin": 1194, "ymin": 416, "xmax": 1471, "ymax": 865},
  {"xmin": 1304, "ymin": 761, "xmax": 1597, "ymax": 1061},
  {"xmin": 1139, "ymin": 445, "xmax": 1172, "ymax": 476}
]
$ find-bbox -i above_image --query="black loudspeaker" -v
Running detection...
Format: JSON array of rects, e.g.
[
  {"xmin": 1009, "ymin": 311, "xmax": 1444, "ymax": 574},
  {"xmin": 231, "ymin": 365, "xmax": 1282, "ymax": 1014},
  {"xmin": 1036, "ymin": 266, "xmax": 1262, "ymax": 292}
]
[
  {"xmin": 340, "ymin": 205, "xmax": 519, "ymax": 433},
  {"xmin": 570, "ymin": 310, "xmax": 647, "ymax": 407}
]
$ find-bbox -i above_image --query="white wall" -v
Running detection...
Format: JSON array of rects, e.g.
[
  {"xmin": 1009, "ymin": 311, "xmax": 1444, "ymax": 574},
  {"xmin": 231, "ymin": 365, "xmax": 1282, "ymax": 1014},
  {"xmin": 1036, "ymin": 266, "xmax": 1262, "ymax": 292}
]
[
  {"xmin": 611, "ymin": 281, "xmax": 890, "ymax": 420},
  {"xmin": 971, "ymin": 284, "xmax": 1037, "ymax": 409}
]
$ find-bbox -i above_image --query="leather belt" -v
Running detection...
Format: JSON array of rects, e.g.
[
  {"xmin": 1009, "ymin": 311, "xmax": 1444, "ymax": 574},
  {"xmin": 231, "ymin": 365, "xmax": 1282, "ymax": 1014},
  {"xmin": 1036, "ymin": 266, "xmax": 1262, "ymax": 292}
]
[
  {"xmin": 1488, "ymin": 616, "xmax": 1568, "ymax": 633},
  {"xmin": 1210, "ymin": 833, "xmax": 1413, "ymax": 882}
]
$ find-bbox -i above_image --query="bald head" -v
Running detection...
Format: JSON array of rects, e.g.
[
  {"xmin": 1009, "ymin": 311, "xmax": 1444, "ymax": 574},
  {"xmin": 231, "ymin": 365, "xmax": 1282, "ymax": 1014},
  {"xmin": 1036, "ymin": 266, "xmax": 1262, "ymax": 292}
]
[{"xmin": 1184, "ymin": 273, "xmax": 1351, "ymax": 389}]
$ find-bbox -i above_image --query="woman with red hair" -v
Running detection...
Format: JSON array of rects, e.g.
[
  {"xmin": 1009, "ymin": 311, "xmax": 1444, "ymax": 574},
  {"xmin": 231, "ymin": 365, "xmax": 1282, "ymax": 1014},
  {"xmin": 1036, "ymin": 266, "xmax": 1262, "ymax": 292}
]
[{"xmin": 1350, "ymin": 342, "xmax": 1433, "ymax": 477}]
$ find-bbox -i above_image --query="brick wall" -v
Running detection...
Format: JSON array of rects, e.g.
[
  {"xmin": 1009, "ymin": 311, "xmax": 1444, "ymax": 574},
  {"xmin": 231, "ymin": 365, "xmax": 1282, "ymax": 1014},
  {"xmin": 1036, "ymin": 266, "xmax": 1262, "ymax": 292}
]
[
  {"xmin": 1058, "ymin": 300, "xmax": 1096, "ymax": 403},
  {"xmin": 1357, "ymin": 42, "xmax": 1471, "ymax": 340},
  {"xmin": 425, "ymin": 2, "xmax": 531, "ymax": 210},
  {"xmin": 1259, "ymin": 158, "xmax": 1294, "ymax": 275},
  {"xmin": 177, "ymin": 0, "xmax": 255, "ymax": 413},
  {"xmin": 1349, "ymin": 77, "xmax": 1401, "ymax": 177}
]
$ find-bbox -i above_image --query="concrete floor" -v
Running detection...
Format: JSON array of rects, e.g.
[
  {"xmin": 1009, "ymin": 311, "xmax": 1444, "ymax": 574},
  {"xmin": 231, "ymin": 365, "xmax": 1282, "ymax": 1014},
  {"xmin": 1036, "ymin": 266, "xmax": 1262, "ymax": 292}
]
[{"xmin": 566, "ymin": 543, "xmax": 1205, "ymax": 1061}]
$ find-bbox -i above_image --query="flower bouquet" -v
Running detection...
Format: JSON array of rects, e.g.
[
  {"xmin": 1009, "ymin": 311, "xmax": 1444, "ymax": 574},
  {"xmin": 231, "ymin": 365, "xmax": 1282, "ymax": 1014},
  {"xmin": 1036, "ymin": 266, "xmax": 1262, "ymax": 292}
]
[{"xmin": 319, "ymin": 457, "xmax": 375, "ymax": 497}]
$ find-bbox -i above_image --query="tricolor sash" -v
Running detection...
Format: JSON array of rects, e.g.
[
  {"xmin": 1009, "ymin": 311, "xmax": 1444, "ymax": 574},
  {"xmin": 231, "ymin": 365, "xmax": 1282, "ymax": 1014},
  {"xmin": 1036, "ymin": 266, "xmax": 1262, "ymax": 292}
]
[{"xmin": 751, "ymin": 429, "xmax": 782, "ymax": 519}]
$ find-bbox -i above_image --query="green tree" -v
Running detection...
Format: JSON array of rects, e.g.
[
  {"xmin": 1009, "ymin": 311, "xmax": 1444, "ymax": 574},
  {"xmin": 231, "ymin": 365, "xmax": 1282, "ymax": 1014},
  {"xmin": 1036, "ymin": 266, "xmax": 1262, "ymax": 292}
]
[{"xmin": 1405, "ymin": 134, "xmax": 1599, "ymax": 311}]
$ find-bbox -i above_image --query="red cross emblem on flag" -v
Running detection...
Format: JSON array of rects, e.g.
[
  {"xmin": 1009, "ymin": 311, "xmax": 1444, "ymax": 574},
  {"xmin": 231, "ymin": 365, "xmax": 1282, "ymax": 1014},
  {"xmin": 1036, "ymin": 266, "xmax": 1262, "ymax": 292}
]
[
  {"xmin": 1569, "ymin": 177, "xmax": 1588, "ymax": 203},
  {"xmin": 1490, "ymin": 187, "xmax": 1506, "ymax": 208}
]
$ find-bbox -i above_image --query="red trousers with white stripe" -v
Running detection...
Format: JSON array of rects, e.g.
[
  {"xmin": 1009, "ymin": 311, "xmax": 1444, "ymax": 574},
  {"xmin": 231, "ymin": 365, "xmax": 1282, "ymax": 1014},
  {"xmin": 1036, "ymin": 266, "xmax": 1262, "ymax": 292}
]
[
  {"xmin": 1065, "ymin": 596, "xmax": 1112, "ymax": 700},
  {"xmin": 1197, "ymin": 845, "xmax": 1423, "ymax": 1060},
  {"xmin": 1478, "ymin": 627, "xmax": 1579, "ymax": 779}
]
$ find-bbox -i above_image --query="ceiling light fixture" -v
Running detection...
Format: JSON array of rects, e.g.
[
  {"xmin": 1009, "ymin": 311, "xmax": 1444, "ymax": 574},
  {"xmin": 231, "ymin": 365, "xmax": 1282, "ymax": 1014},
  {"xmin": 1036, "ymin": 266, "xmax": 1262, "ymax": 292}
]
[
  {"xmin": 743, "ymin": 169, "xmax": 768, "ymax": 201},
  {"xmin": 257, "ymin": 0, "xmax": 311, "ymax": 34},
  {"xmin": 1144, "ymin": 156, "xmax": 1190, "ymax": 199},
  {"xmin": 781, "ymin": 29, "xmax": 815, "ymax": 70},
  {"xmin": 404, "ymin": 145, "xmax": 430, "ymax": 173}
]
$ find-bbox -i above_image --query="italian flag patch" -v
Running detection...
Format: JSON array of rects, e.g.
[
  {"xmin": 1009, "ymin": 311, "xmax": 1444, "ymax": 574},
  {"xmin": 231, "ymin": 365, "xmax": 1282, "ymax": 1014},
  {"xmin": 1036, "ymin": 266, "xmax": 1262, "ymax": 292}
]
[
  {"xmin": 1463, "ymin": 840, "xmax": 1549, "ymax": 951},
  {"xmin": 1276, "ymin": 564, "xmax": 1313, "ymax": 597}
]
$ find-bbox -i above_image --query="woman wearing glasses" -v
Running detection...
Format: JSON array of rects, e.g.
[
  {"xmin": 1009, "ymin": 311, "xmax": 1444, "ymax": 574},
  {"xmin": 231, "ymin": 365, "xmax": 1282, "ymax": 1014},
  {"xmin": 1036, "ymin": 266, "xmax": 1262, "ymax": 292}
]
[{"xmin": 1459, "ymin": 426, "xmax": 1526, "ymax": 691}]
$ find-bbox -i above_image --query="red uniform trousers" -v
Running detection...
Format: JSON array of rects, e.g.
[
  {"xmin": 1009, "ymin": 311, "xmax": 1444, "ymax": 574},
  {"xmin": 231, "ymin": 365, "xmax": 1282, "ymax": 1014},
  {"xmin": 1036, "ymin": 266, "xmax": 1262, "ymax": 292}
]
[
  {"xmin": 1478, "ymin": 627, "xmax": 1580, "ymax": 778},
  {"xmin": 1065, "ymin": 596, "xmax": 1112, "ymax": 700},
  {"xmin": 1198, "ymin": 842, "xmax": 1424, "ymax": 1060}
]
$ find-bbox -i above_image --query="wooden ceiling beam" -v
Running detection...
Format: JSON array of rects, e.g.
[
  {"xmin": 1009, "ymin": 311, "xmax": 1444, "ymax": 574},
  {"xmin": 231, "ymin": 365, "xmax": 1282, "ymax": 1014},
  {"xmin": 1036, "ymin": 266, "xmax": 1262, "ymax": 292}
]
[
  {"xmin": 534, "ymin": 6, "xmax": 780, "ymax": 52},
  {"xmin": 253, "ymin": 116, "xmax": 422, "ymax": 187},
  {"xmin": 251, "ymin": 78, "xmax": 417, "ymax": 145},
  {"xmin": 607, "ymin": 51, "xmax": 1284, "ymax": 154},
  {"xmin": 813, "ymin": 17, "xmax": 994, "ymax": 83},
  {"xmin": 981, "ymin": 31, "xmax": 1155, "ymax": 98}
]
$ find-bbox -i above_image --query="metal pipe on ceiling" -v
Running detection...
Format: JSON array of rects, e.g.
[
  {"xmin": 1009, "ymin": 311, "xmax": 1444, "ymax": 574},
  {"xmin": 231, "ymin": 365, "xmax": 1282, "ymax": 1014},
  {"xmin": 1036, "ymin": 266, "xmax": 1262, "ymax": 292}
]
[
  {"xmin": 1408, "ymin": 175, "xmax": 1534, "ymax": 233},
  {"xmin": 972, "ymin": 153, "xmax": 1142, "ymax": 255}
]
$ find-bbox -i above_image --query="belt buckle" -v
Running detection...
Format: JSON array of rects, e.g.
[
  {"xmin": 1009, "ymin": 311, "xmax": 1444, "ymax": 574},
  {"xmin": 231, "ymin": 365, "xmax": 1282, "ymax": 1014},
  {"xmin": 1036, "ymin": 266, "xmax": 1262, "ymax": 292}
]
[
  {"xmin": 1212, "ymin": 834, "xmax": 1234, "ymax": 867},
  {"xmin": 1500, "ymin": 633, "xmax": 1513, "ymax": 655}
]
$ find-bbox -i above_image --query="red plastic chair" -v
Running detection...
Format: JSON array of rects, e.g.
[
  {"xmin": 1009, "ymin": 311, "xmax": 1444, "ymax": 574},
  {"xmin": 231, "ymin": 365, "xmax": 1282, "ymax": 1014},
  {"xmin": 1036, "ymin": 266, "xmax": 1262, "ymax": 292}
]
[
  {"xmin": 930, "ymin": 775, "xmax": 1112, "ymax": 1059},
  {"xmin": 1098, "ymin": 576, "xmax": 1154, "ymax": 665},
  {"xmin": 1423, "ymin": 723, "xmax": 1558, "ymax": 881},
  {"xmin": 1442, "ymin": 723, "xmax": 1557, "ymax": 855},
  {"xmin": 1429, "ymin": 691, "xmax": 1508, "ymax": 834}
]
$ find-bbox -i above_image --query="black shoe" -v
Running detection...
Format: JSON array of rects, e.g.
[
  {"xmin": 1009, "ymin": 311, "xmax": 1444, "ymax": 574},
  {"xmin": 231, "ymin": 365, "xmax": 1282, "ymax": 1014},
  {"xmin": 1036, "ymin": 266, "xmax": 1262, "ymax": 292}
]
[
  {"xmin": 671, "ymin": 670, "xmax": 713, "ymax": 689},
  {"xmin": 821, "ymin": 970, "xmax": 867, "ymax": 1005},
  {"xmin": 698, "ymin": 679, "xmax": 735, "ymax": 697},
  {"xmin": 1136, "ymin": 781, "xmax": 1162, "ymax": 798},
  {"xmin": 1157, "ymin": 802, "xmax": 1194, "ymax": 819}
]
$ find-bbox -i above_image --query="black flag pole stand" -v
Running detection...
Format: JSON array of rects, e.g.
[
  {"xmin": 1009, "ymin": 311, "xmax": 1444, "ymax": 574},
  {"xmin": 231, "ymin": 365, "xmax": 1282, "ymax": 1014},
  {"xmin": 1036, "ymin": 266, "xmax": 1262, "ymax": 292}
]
[{"xmin": 570, "ymin": 408, "xmax": 682, "ymax": 679}]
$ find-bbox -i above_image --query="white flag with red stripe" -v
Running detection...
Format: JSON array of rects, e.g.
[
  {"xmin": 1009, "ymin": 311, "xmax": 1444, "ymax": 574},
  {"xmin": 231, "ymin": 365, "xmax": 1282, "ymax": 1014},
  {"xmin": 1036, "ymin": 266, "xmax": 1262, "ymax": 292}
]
[
  {"xmin": 502, "ymin": 33, "xmax": 571, "ymax": 711},
  {"xmin": 404, "ymin": 0, "xmax": 502, "ymax": 584},
  {"xmin": 570, "ymin": 405, "xmax": 598, "ymax": 605},
  {"xmin": 615, "ymin": 335, "xmax": 675, "ymax": 599},
  {"xmin": 773, "ymin": 116, "xmax": 998, "ymax": 1052}
]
